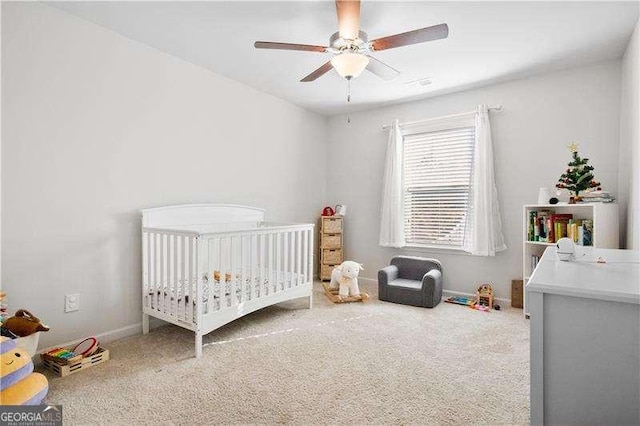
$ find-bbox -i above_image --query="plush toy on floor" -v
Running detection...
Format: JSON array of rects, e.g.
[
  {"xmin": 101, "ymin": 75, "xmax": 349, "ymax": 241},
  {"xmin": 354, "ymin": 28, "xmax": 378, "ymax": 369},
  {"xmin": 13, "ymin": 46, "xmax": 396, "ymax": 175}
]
[
  {"xmin": 0, "ymin": 336, "xmax": 49, "ymax": 405},
  {"xmin": 329, "ymin": 260, "xmax": 364, "ymax": 298}
]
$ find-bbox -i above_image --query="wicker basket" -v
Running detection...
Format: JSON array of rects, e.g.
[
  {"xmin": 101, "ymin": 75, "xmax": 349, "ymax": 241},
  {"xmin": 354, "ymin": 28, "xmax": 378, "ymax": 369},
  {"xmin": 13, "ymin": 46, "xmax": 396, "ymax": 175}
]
[
  {"xmin": 322, "ymin": 217, "xmax": 343, "ymax": 234},
  {"xmin": 321, "ymin": 234, "xmax": 342, "ymax": 249},
  {"xmin": 320, "ymin": 264, "xmax": 339, "ymax": 280},
  {"xmin": 322, "ymin": 249, "xmax": 343, "ymax": 265}
]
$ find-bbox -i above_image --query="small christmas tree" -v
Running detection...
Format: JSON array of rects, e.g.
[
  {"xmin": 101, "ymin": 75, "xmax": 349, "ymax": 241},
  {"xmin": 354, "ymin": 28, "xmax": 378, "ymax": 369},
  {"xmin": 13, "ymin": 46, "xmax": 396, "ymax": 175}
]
[{"xmin": 556, "ymin": 143, "xmax": 601, "ymax": 198}]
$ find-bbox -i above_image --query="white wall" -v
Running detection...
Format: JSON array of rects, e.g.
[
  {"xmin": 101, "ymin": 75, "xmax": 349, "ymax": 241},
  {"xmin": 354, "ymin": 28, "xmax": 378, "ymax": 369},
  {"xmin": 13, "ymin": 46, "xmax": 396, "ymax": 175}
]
[
  {"xmin": 327, "ymin": 61, "xmax": 622, "ymax": 300},
  {"xmin": 618, "ymin": 18, "xmax": 640, "ymax": 249},
  {"xmin": 1, "ymin": 3, "xmax": 327, "ymax": 348}
]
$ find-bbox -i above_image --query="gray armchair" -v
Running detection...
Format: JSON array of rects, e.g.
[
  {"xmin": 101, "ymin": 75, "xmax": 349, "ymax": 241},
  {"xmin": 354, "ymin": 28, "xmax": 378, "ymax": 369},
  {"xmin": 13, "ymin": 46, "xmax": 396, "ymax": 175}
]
[{"xmin": 378, "ymin": 256, "xmax": 443, "ymax": 308}]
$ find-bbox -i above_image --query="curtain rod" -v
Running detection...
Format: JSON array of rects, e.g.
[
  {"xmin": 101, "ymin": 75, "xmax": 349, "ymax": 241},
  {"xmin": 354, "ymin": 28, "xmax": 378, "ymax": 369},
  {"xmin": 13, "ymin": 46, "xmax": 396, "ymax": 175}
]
[{"xmin": 382, "ymin": 105, "xmax": 503, "ymax": 130}]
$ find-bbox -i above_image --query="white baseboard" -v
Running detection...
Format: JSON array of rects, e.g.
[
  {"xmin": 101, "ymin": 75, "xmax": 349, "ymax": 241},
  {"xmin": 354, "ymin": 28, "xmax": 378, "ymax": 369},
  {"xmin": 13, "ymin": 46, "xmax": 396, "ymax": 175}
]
[{"xmin": 358, "ymin": 277, "xmax": 511, "ymax": 305}]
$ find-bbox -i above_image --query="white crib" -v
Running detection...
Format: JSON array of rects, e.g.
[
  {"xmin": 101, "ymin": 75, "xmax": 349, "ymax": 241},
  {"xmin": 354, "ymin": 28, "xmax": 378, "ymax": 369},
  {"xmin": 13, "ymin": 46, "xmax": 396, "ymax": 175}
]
[{"xmin": 141, "ymin": 204, "xmax": 314, "ymax": 357}]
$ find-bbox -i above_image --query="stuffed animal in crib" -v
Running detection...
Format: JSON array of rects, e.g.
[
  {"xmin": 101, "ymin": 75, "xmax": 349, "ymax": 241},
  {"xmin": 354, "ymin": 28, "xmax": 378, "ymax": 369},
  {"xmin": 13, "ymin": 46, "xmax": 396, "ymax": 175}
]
[
  {"xmin": 0, "ymin": 336, "xmax": 49, "ymax": 405},
  {"xmin": 329, "ymin": 261, "xmax": 364, "ymax": 298}
]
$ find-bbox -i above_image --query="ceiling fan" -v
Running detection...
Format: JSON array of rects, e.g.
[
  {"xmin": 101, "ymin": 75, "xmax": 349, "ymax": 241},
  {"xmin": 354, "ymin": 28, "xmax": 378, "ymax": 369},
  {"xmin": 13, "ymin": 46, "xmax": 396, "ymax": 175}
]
[{"xmin": 254, "ymin": 0, "xmax": 449, "ymax": 82}]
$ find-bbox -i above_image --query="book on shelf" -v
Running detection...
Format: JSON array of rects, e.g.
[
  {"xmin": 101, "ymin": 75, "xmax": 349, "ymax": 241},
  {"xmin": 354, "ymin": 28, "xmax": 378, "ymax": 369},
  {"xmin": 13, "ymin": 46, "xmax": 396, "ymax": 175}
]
[
  {"xmin": 552, "ymin": 214, "xmax": 572, "ymax": 241},
  {"xmin": 583, "ymin": 219, "xmax": 593, "ymax": 246},
  {"xmin": 529, "ymin": 210, "xmax": 552, "ymax": 242},
  {"xmin": 527, "ymin": 209, "xmax": 593, "ymax": 246},
  {"xmin": 531, "ymin": 254, "xmax": 541, "ymax": 272}
]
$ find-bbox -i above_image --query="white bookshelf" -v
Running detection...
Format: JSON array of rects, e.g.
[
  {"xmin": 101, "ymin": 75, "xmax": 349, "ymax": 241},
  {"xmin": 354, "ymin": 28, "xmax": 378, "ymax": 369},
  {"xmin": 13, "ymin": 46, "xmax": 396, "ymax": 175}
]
[{"xmin": 522, "ymin": 203, "xmax": 619, "ymax": 316}]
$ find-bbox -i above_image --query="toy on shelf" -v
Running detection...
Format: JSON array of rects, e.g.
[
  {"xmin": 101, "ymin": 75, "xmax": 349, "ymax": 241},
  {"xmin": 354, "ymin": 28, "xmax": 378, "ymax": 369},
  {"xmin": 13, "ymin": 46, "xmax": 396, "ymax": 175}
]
[
  {"xmin": 476, "ymin": 284, "xmax": 494, "ymax": 310},
  {"xmin": 321, "ymin": 206, "xmax": 335, "ymax": 216},
  {"xmin": 0, "ymin": 336, "xmax": 48, "ymax": 405}
]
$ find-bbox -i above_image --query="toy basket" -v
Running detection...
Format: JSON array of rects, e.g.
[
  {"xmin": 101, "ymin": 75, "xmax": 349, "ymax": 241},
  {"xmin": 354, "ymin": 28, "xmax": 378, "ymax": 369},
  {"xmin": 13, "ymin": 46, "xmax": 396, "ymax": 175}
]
[
  {"xmin": 14, "ymin": 332, "xmax": 40, "ymax": 357},
  {"xmin": 42, "ymin": 347, "xmax": 109, "ymax": 377}
]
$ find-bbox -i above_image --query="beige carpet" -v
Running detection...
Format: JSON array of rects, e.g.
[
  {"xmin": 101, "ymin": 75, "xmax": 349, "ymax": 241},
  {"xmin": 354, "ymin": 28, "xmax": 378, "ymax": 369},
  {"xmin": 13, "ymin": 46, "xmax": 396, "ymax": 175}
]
[{"xmin": 43, "ymin": 282, "xmax": 530, "ymax": 424}]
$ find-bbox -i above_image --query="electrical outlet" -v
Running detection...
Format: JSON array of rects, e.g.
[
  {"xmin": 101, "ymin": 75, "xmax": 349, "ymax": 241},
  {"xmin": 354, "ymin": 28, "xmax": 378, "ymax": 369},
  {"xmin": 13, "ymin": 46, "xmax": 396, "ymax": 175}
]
[{"xmin": 65, "ymin": 293, "xmax": 80, "ymax": 313}]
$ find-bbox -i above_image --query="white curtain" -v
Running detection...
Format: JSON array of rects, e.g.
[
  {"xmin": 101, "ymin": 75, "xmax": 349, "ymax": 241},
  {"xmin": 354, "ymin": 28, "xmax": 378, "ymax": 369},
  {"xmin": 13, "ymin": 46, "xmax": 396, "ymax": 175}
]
[
  {"xmin": 379, "ymin": 119, "xmax": 406, "ymax": 247},
  {"xmin": 463, "ymin": 105, "xmax": 507, "ymax": 256}
]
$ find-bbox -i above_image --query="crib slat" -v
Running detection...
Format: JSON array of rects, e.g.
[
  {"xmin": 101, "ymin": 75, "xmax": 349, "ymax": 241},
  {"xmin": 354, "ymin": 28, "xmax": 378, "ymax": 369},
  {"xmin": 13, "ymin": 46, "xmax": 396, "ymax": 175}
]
[
  {"xmin": 210, "ymin": 238, "xmax": 218, "ymax": 312},
  {"xmin": 290, "ymin": 231, "xmax": 295, "ymax": 288},
  {"xmin": 190, "ymin": 236, "xmax": 196, "ymax": 324},
  {"xmin": 187, "ymin": 236, "xmax": 193, "ymax": 323},
  {"xmin": 296, "ymin": 231, "xmax": 302, "ymax": 285},
  {"xmin": 276, "ymin": 233, "xmax": 282, "ymax": 292},
  {"xmin": 308, "ymin": 229, "xmax": 314, "ymax": 284},
  {"xmin": 146, "ymin": 232, "xmax": 152, "ymax": 310},
  {"xmin": 258, "ymin": 234, "xmax": 265, "ymax": 297},
  {"xmin": 177, "ymin": 236, "xmax": 181, "ymax": 318},
  {"xmin": 168, "ymin": 235, "xmax": 173, "ymax": 317},
  {"xmin": 154, "ymin": 233, "xmax": 160, "ymax": 312},
  {"xmin": 265, "ymin": 234, "xmax": 276, "ymax": 293},
  {"xmin": 166, "ymin": 235, "xmax": 171, "ymax": 314},
  {"xmin": 172, "ymin": 235, "xmax": 177, "ymax": 319},
  {"xmin": 283, "ymin": 232, "xmax": 289, "ymax": 290},
  {"xmin": 284, "ymin": 232, "xmax": 289, "ymax": 289},
  {"xmin": 177, "ymin": 235, "xmax": 182, "ymax": 319},
  {"xmin": 303, "ymin": 230, "xmax": 309, "ymax": 284},
  {"xmin": 249, "ymin": 234, "xmax": 259, "ymax": 300},
  {"xmin": 165, "ymin": 235, "xmax": 171, "ymax": 313},
  {"xmin": 150, "ymin": 232, "xmax": 155, "ymax": 311},
  {"xmin": 166, "ymin": 235, "xmax": 171, "ymax": 317},
  {"xmin": 172, "ymin": 235, "xmax": 184, "ymax": 320},
  {"xmin": 215, "ymin": 238, "xmax": 224, "ymax": 312},
  {"xmin": 221, "ymin": 238, "xmax": 227, "ymax": 309},
  {"xmin": 240, "ymin": 236, "xmax": 246, "ymax": 305},
  {"xmin": 230, "ymin": 237, "xmax": 237, "ymax": 307}
]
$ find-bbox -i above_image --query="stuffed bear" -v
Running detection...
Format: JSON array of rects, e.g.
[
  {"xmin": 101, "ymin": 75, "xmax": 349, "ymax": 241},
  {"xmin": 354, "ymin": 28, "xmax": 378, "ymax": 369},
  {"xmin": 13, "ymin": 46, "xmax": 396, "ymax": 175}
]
[
  {"xmin": 0, "ymin": 336, "xmax": 49, "ymax": 405},
  {"xmin": 3, "ymin": 310, "xmax": 50, "ymax": 337},
  {"xmin": 329, "ymin": 261, "xmax": 364, "ymax": 298}
]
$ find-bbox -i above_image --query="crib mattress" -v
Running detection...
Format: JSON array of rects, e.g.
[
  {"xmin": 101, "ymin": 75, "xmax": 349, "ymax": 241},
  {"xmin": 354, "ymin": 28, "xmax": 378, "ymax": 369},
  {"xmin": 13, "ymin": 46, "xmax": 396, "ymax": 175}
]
[{"xmin": 146, "ymin": 270, "xmax": 303, "ymax": 317}]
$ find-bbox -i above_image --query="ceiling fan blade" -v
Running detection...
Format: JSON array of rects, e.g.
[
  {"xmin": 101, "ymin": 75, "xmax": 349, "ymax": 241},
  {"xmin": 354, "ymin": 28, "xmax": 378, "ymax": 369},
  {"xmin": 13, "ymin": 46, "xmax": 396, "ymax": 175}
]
[
  {"xmin": 366, "ymin": 56, "xmax": 400, "ymax": 80},
  {"xmin": 254, "ymin": 41, "xmax": 327, "ymax": 53},
  {"xmin": 300, "ymin": 61, "xmax": 334, "ymax": 82},
  {"xmin": 335, "ymin": 0, "xmax": 361, "ymax": 40},
  {"xmin": 371, "ymin": 23, "xmax": 449, "ymax": 51}
]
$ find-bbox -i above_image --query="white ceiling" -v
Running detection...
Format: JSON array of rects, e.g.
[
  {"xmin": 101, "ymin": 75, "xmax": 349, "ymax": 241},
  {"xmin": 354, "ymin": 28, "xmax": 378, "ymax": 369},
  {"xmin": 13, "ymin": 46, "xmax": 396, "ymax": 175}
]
[{"xmin": 51, "ymin": 1, "xmax": 639, "ymax": 116}]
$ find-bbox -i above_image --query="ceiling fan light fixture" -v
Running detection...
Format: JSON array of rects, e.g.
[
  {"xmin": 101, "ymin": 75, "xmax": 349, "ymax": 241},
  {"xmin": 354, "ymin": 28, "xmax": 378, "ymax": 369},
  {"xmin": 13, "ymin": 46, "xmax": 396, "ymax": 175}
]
[{"xmin": 331, "ymin": 52, "xmax": 369, "ymax": 79}]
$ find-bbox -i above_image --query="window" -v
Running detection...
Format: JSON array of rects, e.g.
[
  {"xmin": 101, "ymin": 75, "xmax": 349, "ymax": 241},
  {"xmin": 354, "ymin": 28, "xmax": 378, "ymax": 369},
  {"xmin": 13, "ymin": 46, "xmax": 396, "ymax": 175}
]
[{"xmin": 403, "ymin": 123, "xmax": 475, "ymax": 249}]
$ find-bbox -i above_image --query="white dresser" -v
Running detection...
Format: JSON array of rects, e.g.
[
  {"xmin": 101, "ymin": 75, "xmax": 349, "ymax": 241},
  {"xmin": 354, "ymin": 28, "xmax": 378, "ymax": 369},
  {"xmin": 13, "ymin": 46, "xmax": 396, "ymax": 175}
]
[{"xmin": 527, "ymin": 247, "xmax": 640, "ymax": 425}]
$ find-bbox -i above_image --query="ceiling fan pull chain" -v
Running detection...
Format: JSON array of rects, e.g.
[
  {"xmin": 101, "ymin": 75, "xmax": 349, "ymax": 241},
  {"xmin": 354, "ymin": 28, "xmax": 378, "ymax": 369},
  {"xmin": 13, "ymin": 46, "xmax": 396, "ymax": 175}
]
[{"xmin": 347, "ymin": 79, "xmax": 351, "ymax": 124}]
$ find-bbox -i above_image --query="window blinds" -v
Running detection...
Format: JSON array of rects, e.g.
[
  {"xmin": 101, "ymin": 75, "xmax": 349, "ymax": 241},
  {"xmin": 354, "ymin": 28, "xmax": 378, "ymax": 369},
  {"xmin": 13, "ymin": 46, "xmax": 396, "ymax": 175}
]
[{"xmin": 403, "ymin": 126, "xmax": 475, "ymax": 248}]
